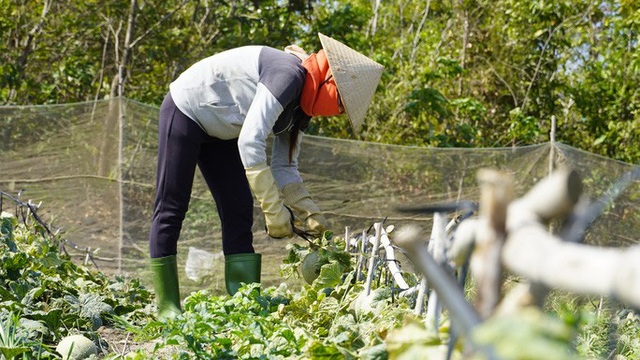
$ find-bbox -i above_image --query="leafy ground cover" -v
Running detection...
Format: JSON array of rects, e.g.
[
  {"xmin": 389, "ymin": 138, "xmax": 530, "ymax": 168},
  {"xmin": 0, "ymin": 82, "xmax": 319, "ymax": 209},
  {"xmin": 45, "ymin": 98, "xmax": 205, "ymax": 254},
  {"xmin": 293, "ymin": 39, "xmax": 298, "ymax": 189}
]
[{"xmin": 1, "ymin": 210, "xmax": 639, "ymax": 359}]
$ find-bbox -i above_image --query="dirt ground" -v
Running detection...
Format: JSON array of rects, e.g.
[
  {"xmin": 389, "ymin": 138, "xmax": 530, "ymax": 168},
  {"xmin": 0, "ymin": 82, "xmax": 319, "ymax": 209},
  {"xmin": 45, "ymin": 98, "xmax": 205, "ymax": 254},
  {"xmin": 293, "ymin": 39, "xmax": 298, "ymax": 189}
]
[{"xmin": 97, "ymin": 326, "xmax": 179, "ymax": 357}]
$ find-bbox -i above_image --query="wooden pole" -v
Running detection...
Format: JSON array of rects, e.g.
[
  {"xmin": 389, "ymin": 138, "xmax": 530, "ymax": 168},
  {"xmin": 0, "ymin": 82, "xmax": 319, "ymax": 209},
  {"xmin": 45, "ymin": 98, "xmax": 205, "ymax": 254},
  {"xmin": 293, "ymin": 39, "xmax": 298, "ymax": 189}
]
[{"xmin": 549, "ymin": 115, "xmax": 556, "ymax": 175}]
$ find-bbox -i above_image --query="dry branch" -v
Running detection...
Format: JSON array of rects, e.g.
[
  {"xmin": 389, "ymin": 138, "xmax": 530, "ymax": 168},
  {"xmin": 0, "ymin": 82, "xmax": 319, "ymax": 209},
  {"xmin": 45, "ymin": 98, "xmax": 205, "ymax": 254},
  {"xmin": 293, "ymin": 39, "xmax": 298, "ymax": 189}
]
[
  {"xmin": 502, "ymin": 168, "xmax": 640, "ymax": 309},
  {"xmin": 395, "ymin": 225, "xmax": 481, "ymax": 337},
  {"xmin": 472, "ymin": 169, "xmax": 513, "ymax": 318},
  {"xmin": 447, "ymin": 167, "xmax": 640, "ymax": 310},
  {"xmin": 504, "ymin": 216, "xmax": 640, "ymax": 309},
  {"xmin": 378, "ymin": 227, "xmax": 410, "ymax": 290}
]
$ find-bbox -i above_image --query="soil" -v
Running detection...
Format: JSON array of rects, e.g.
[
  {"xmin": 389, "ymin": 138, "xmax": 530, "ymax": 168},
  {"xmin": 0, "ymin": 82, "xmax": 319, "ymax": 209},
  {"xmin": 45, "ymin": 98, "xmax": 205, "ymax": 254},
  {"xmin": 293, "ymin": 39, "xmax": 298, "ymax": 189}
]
[{"xmin": 97, "ymin": 326, "xmax": 179, "ymax": 357}]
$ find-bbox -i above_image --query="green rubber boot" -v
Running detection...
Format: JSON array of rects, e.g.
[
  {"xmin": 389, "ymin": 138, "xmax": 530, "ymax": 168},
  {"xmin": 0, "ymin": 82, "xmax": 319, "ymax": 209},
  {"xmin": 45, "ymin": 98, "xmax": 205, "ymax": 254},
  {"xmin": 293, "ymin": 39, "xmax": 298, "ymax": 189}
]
[
  {"xmin": 225, "ymin": 253, "xmax": 262, "ymax": 295},
  {"xmin": 150, "ymin": 255, "xmax": 182, "ymax": 321}
]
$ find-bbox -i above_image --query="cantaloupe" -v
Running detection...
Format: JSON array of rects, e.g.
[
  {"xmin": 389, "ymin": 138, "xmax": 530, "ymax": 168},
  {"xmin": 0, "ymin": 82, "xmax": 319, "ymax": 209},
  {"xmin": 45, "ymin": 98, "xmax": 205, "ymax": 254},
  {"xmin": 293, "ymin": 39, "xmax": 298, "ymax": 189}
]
[
  {"xmin": 301, "ymin": 251, "xmax": 321, "ymax": 284},
  {"xmin": 56, "ymin": 334, "xmax": 97, "ymax": 360}
]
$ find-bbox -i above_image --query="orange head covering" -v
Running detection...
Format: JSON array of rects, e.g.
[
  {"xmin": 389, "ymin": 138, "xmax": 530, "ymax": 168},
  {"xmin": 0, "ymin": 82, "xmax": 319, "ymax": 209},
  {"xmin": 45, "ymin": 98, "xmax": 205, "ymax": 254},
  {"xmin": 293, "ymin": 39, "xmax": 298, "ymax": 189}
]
[{"xmin": 299, "ymin": 49, "xmax": 344, "ymax": 117}]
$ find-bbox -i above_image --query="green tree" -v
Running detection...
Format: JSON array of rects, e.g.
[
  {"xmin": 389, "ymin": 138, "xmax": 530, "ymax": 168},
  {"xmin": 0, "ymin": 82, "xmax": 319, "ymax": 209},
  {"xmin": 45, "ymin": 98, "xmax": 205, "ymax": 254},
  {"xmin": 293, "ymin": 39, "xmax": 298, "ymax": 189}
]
[
  {"xmin": 560, "ymin": 0, "xmax": 640, "ymax": 162},
  {"xmin": 0, "ymin": 0, "xmax": 638, "ymax": 162}
]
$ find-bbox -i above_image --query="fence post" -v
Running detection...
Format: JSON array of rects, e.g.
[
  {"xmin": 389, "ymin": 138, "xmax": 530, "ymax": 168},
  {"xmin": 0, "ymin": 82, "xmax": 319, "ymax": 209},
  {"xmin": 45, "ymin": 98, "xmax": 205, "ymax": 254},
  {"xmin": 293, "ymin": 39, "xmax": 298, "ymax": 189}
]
[
  {"xmin": 117, "ymin": 97, "xmax": 125, "ymax": 274},
  {"xmin": 549, "ymin": 115, "xmax": 556, "ymax": 176}
]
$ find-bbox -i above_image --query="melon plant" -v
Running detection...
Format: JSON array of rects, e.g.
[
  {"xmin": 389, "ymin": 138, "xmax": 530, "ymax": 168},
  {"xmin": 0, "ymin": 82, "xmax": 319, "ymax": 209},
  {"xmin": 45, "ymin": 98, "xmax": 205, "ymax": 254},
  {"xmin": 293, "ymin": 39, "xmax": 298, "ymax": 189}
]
[
  {"xmin": 3, "ymin": 204, "xmax": 639, "ymax": 359},
  {"xmin": 0, "ymin": 211, "xmax": 153, "ymax": 359},
  {"xmin": 280, "ymin": 231, "xmax": 352, "ymax": 286}
]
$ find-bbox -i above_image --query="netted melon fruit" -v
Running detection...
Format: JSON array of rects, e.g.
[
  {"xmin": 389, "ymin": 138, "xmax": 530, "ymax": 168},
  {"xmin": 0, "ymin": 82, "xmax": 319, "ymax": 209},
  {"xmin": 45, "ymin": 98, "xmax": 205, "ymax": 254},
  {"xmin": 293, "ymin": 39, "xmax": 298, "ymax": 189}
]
[{"xmin": 301, "ymin": 251, "xmax": 320, "ymax": 284}]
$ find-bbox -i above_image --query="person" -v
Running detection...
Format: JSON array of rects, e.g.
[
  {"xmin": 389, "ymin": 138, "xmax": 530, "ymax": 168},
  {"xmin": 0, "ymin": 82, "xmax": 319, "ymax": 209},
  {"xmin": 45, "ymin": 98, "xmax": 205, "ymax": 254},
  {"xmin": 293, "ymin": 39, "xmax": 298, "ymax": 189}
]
[{"xmin": 149, "ymin": 33, "xmax": 384, "ymax": 320}]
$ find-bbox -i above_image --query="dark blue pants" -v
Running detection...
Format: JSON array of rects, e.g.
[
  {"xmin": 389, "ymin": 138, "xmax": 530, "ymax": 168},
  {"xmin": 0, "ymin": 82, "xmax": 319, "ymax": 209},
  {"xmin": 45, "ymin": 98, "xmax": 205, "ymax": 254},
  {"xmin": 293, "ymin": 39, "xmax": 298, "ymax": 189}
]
[{"xmin": 149, "ymin": 93, "xmax": 254, "ymax": 258}]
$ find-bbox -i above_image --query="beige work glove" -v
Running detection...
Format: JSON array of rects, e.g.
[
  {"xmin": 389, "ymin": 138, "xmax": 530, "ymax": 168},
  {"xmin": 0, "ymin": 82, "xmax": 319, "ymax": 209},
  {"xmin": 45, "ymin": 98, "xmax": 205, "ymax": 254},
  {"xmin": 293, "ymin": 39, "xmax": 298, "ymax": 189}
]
[
  {"xmin": 245, "ymin": 163, "xmax": 293, "ymax": 239},
  {"xmin": 281, "ymin": 182, "xmax": 327, "ymax": 236}
]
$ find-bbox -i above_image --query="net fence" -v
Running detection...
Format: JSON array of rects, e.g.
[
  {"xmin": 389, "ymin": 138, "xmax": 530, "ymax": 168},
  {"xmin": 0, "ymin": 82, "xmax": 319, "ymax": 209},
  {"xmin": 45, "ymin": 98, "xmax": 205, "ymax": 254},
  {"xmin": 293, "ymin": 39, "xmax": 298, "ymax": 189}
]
[{"xmin": 1, "ymin": 98, "xmax": 638, "ymax": 294}]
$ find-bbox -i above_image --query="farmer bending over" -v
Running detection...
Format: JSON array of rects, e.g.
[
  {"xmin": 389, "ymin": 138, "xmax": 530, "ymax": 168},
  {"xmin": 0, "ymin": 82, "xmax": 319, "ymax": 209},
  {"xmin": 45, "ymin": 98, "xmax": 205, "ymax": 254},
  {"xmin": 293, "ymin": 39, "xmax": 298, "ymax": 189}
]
[{"xmin": 149, "ymin": 33, "xmax": 383, "ymax": 320}]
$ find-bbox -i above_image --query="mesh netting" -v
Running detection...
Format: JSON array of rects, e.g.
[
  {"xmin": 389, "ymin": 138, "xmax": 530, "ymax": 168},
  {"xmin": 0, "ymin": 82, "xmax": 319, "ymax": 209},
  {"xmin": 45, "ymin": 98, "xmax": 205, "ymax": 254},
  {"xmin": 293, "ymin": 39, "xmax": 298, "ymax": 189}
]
[{"xmin": 1, "ymin": 98, "xmax": 638, "ymax": 294}]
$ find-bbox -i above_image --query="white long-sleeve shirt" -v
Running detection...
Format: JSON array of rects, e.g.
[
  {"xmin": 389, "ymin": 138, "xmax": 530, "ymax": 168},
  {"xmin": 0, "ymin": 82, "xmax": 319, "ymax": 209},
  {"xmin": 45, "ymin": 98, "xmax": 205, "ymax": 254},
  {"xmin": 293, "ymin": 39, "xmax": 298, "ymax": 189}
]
[{"xmin": 169, "ymin": 46, "xmax": 309, "ymax": 188}]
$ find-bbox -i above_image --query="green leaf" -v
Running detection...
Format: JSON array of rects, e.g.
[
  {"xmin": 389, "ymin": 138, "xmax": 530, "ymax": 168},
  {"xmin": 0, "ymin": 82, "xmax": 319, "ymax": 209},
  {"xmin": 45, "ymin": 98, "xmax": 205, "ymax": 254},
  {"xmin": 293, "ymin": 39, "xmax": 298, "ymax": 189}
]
[
  {"xmin": 73, "ymin": 293, "xmax": 114, "ymax": 330},
  {"xmin": 0, "ymin": 346, "xmax": 30, "ymax": 359},
  {"xmin": 593, "ymin": 134, "xmax": 607, "ymax": 145},
  {"xmin": 18, "ymin": 318, "xmax": 48, "ymax": 338},
  {"xmin": 30, "ymin": 309, "xmax": 63, "ymax": 330},
  {"xmin": 307, "ymin": 340, "xmax": 343, "ymax": 358},
  {"xmin": 359, "ymin": 343, "xmax": 388, "ymax": 360},
  {"xmin": 0, "ymin": 217, "xmax": 17, "ymax": 251},
  {"xmin": 312, "ymin": 262, "xmax": 344, "ymax": 290}
]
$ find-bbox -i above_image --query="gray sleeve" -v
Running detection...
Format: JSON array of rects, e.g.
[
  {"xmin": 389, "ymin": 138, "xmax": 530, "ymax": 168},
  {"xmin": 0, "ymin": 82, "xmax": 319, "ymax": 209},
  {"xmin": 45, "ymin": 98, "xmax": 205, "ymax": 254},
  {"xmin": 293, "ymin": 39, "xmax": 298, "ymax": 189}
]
[
  {"xmin": 239, "ymin": 47, "xmax": 306, "ymax": 169},
  {"xmin": 271, "ymin": 131, "xmax": 303, "ymax": 189},
  {"xmin": 238, "ymin": 83, "xmax": 284, "ymax": 168}
]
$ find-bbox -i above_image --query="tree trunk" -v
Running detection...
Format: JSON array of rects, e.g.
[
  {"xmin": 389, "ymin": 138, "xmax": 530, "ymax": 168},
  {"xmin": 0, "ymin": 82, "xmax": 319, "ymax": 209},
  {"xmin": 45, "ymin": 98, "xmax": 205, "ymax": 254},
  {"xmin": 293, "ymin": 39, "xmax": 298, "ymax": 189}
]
[{"xmin": 458, "ymin": 1, "xmax": 469, "ymax": 97}]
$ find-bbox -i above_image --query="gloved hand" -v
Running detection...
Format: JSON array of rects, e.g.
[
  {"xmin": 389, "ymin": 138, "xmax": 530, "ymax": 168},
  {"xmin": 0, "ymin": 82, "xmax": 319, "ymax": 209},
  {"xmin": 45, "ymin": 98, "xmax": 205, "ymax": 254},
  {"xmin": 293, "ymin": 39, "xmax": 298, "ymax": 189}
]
[
  {"xmin": 245, "ymin": 163, "xmax": 293, "ymax": 239},
  {"xmin": 281, "ymin": 182, "xmax": 327, "ymax": 236}
]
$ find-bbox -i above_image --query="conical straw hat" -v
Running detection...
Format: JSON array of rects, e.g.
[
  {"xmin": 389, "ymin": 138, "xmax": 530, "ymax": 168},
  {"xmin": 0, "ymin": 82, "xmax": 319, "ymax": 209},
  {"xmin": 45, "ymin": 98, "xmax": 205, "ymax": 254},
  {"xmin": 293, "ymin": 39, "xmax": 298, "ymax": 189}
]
[{"xmin": 318, "ymin": 33, "xmax": 384, "ymax": 134}]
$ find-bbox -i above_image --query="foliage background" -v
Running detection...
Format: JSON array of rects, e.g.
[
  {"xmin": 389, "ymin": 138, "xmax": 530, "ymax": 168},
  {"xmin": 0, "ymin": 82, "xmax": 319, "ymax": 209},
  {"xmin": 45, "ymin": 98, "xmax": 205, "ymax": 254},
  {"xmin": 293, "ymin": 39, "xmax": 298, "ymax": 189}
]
[
  {"xmin": 1, "ymin": 0, "xmax": 638, "ymax": 162},
  {"xmin": 1, "ymin": 2, "xmax": 639, "ymax": 357}
]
